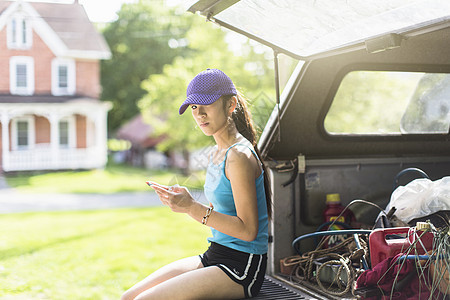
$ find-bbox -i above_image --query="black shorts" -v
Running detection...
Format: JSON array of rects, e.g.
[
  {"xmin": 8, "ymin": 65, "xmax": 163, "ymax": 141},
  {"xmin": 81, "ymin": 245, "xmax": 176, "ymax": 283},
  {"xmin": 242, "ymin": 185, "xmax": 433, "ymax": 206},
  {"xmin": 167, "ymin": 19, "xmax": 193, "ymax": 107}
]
[{"xmin": 199, "ymin": 242, "xmax": 267, "ymax": 298}]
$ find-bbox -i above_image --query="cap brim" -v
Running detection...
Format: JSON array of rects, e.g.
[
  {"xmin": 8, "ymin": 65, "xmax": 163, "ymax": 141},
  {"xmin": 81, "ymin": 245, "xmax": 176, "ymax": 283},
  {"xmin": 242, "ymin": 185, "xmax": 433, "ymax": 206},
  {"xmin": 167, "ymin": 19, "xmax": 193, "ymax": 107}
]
[{"xmin": 179, "ymin": 94, "xmax": 223, "ymax": 115}]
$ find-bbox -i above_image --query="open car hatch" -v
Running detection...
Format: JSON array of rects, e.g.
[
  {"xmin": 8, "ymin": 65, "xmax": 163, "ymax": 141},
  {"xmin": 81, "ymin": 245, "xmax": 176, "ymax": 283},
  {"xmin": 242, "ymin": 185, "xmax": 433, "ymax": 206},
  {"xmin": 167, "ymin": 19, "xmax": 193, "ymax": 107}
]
[{"xmin": 187, "ymin": 0, "xmax": 450, "ymax": 60}]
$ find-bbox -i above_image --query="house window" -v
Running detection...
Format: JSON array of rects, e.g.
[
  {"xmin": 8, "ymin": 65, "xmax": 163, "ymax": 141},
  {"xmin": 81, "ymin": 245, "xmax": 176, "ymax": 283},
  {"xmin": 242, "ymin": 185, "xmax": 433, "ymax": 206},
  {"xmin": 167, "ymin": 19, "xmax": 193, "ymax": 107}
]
[
  {"xmin": 16, "ymin": 64, "xmax": 27, "ymax": 87},
  {"xmin": 22, "ymin": 19, "xmax": 27, "ymax": 45},
  {"xmin": 59, "ymin": 117, "xmax": 76, "ymax": 148},
  {"xmin": 58, "ymin": 66, "xmax": 68, "ymax": 88},
  {"xmin": 7, "ymin": 15, "xmax": 32, "ymax": 49},
  {"xmin": 11, "ymin": 19, "xmax": 16, "ymax": 44},
  {"xmin": 10, "ymin": 56, "xmax": 34, "ymax": 95},
  {"xmin": 11, "ymin": 116, "xmax": 35, "ymax": 150},
  {"xmin": 52, "ymin": 59, "xmax": 76, "ymax": 96},
  {"xmin": 17, "ymin": 121, "xmax": 29, "ymax": 147},
  {"xmin": 59, "ymin": 120, "xmax": 69, "ymax": 147}
]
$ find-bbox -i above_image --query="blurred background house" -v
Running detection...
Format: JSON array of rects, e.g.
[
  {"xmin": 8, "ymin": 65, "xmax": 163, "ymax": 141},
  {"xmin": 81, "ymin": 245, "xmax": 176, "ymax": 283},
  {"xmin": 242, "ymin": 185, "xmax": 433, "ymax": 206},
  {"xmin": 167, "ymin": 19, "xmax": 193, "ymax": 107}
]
[
  {"xmin": 116, "ymin": 113, "xmax": 213, "ymax": 171},
  {"xmin": 115, "ymin": 113, "xmax": 167, "ymax": 169},
  {"xmin": 0, "ymin": 0, "xmax": 111, "ymax": 172}
]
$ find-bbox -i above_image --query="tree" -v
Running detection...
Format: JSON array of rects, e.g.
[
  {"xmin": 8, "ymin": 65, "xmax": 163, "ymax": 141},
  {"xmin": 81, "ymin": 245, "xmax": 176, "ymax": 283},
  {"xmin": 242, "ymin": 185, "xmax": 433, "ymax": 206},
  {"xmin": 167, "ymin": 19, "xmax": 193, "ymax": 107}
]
[
  {"xmin": 324, "ymin": 71, "xmax": 421, "ymax": 134},
  {"xmin": 100, "ymin": 0, "xmax": 193, "ymax": 131},
  {"xmin": 138, "ymin": 17, "xmax": 276, "ymax": 157},
  {"xmin": 401, "ymin": 74, "xmax": 450, "ymax": 133}
]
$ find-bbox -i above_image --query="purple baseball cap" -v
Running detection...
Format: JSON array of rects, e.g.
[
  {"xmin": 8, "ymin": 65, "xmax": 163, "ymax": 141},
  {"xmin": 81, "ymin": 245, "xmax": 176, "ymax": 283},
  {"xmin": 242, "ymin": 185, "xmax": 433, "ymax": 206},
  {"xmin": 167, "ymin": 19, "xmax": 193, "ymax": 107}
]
[{"xmin": 179, "ymin": 68, "xmax": 237, "ymax": 115}]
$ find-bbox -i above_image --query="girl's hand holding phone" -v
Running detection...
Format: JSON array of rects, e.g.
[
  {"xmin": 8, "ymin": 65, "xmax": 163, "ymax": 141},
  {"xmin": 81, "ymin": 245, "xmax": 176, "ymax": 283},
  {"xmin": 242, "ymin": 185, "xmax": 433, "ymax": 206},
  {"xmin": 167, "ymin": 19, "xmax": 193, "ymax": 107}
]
[
  {"xmin": 146, "ymin": 181, "xmax": 170, "ymax": 190},
  {"xmin": 146, "ymin": 180, "xmax": 194, "ymax": 213}
]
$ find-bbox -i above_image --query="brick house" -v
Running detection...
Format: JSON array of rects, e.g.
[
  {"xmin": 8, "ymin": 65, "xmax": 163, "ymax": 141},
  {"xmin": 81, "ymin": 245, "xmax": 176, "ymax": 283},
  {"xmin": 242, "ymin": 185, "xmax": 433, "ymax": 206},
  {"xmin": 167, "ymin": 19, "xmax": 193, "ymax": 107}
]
[{"xmin": 0, "ymin": 0, "xmax": 111, "ymax": 172}]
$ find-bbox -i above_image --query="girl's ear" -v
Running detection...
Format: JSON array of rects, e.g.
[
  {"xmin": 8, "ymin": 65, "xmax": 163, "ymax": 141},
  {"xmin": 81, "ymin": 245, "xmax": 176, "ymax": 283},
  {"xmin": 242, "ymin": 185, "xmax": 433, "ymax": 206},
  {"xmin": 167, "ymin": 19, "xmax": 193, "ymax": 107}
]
[{"xmin": 229, "ymin": 96, "xmax": 238, "ymax": 114}]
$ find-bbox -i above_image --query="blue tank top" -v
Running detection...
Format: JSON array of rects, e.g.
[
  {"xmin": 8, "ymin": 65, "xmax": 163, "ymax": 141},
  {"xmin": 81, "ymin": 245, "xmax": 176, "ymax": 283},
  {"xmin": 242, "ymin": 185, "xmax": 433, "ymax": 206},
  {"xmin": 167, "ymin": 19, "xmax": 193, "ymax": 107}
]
[{"xmin": 204, "ymin": 143, "xmax": 269, "ymax": 254}]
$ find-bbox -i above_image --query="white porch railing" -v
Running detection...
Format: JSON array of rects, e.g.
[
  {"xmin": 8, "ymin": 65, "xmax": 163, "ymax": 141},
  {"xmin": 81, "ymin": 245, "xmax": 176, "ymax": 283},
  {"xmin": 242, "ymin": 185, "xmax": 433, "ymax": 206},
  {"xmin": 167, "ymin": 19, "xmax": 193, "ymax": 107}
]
[{"xmin": 4, "ymin": 146, "xmax": 107, "ymax": 171}]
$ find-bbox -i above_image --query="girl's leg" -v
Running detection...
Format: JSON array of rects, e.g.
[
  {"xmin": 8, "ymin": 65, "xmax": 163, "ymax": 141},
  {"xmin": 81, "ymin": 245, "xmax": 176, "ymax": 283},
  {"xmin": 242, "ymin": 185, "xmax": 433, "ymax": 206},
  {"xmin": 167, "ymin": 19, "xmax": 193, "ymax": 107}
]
[
  {"xmin": 134, "ymin": 265, "xmax": 245, "ymax": 300},
  {"xmin": 121, "ymin": 255, "xmax": 203, "ymax": 300}
]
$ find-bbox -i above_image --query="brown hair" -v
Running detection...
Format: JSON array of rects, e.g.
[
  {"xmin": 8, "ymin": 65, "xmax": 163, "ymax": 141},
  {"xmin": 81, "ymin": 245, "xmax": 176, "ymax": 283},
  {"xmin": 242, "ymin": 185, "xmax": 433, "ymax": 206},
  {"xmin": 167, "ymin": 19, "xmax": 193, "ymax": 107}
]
[{"xmin": 223, "ymin": 92, "xmax": 272, "ymax": 219}]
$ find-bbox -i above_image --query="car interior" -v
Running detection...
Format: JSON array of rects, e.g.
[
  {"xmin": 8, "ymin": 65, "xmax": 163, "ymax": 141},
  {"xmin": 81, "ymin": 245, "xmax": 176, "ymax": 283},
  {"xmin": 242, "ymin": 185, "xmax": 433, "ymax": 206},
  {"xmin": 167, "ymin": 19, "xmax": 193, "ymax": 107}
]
[{"xmin": 187, "ymin": 1, "xmax": 450, "ymax": 298}]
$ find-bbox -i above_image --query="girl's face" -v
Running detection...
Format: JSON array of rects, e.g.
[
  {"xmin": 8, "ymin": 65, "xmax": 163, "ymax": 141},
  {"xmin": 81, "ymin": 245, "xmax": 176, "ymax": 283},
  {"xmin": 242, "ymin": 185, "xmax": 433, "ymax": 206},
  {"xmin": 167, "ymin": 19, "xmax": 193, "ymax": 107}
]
[{"xmin": 190, "ymin": 98, "xmax": 229, "ymax": 137}]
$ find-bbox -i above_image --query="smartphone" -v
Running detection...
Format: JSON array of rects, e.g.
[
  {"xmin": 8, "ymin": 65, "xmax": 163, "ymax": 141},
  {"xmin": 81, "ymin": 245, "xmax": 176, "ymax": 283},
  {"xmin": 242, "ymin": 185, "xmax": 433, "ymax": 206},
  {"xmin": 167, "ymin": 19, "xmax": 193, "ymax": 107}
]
[{"xmin": 146, "ymin": 181, "xmax": 169, "ymax": 190}]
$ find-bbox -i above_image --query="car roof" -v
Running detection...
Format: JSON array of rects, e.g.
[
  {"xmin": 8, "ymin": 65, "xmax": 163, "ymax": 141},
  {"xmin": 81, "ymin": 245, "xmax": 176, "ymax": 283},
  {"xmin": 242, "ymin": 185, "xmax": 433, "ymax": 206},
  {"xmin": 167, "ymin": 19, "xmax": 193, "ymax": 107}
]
[{"xmin": 187, "ymin": 0, "xmax": 450, "ymax": 60}]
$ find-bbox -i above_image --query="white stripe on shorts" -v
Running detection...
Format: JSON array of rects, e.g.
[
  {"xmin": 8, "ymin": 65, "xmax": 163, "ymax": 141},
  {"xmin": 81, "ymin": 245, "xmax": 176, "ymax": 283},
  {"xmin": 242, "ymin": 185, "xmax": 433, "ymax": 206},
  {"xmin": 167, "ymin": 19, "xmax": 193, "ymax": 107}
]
[
  {"xmin": 247, "ymin": 254, "xmax": 263, "ymax": 298},
  {"xmin": 219, "ymin": 253, "xmax": 253, "ymax": 281}
]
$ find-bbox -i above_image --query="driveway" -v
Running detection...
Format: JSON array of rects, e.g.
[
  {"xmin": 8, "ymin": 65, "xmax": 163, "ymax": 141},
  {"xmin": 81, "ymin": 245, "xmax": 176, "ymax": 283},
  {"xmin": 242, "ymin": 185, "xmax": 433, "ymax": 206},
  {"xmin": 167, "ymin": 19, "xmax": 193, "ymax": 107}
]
[{"xmin": 0, "ymin": 176, "xmax": 206, "ymax": 214}]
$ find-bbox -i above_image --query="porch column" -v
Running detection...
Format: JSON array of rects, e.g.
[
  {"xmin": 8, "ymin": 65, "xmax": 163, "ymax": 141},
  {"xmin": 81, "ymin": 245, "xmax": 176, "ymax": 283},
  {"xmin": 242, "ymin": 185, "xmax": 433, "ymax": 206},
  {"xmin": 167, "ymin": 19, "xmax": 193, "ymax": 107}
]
[
  {"xmin": 49, "ymin": 114, "xmax": 60, "ymax": 168},
  {"xmin": 1, "ymin": 112, "xmax": 10, "ymax": 171},
  {"xmin": 95, "ymin": 109, "xmax": 108, "ymax": 167}
]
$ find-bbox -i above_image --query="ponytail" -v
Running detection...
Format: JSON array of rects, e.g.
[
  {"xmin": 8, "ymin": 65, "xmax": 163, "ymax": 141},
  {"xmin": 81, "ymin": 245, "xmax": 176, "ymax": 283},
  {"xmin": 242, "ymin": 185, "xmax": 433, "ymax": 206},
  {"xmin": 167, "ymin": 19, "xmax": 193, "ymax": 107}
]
[{"xmin": 224, "ymin": 92, "xmax": 273, "ymax": 220}]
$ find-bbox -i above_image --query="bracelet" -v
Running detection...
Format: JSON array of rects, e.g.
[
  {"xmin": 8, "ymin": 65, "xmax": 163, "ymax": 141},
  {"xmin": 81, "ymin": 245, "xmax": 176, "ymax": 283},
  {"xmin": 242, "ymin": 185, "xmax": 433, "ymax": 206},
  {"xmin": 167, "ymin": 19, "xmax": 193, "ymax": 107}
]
[{"xmin": 201, "ymin": 203, "xmax": 214, "ymax": 225}]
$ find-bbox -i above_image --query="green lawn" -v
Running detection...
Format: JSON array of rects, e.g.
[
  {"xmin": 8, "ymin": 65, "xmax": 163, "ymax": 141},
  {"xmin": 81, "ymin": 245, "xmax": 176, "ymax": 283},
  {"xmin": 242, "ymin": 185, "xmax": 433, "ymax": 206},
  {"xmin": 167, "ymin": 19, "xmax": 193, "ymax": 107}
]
[
  {"xmin": 5, "ymin": 162, "xmax": 205, "ymax": 194},
  {"xmin": 0, "ymin": 207, "xmax": 210, "ymax": 299}
]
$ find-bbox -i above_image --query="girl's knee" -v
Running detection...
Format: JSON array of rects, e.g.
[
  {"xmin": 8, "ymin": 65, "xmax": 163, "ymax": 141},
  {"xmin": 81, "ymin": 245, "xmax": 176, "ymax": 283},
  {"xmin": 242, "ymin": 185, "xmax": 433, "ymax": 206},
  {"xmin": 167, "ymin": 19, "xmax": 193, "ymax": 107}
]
[
  {"xmin": 133, "ymin": 294, "xmax": 146, "ymax": 300},
  {"xmin": 120, "ymin": 294, "xmax": 130, "ymax": 300},
  {"xmin": 133, "ymin": 290, "xmax": 155, "ymax": 300},
  {"xmin": 121, "ymin": 289, "xmax": 137, "ymax": 300}
]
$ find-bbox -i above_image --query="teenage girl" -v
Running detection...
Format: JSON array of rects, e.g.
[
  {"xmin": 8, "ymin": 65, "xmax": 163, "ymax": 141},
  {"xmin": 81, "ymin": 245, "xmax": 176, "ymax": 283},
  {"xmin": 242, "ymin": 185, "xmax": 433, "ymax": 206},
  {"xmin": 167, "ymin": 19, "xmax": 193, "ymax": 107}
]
[{"xmin": 121, "ymin": 68, "xmax": 272, "ymax": 300}]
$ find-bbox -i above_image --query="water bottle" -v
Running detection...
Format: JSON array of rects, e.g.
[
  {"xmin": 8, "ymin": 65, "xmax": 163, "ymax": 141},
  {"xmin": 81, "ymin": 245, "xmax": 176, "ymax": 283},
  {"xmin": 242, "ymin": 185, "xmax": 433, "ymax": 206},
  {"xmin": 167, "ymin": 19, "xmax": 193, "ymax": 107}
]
[
  {"xmin": 321, "ymin": 193, "xmax": 355, "ymax": 247},
  {"xmin": 323, "ymin": 193, "xmax": 354, "ymax": 224}
]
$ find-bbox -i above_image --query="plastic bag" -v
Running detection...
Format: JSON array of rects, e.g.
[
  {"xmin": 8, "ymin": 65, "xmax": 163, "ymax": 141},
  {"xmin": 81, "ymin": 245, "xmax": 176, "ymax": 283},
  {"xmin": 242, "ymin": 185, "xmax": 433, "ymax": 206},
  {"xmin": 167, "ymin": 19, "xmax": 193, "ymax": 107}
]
[{"xmin": 384, "ymin": 176, "xmax": 450, "ymax": 223}]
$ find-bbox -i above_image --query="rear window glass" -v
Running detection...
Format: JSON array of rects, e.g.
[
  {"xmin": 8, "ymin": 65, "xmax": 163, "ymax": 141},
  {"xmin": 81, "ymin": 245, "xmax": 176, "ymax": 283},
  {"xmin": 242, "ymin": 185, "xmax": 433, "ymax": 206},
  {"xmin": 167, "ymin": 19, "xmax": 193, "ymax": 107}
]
[
  {"xmin": 205, "ymin": 0, "xmax": 450, "ymax": 58},
  {"xmin": 324, "ymin": 71, "xmax": 450, "ymax": 135}
]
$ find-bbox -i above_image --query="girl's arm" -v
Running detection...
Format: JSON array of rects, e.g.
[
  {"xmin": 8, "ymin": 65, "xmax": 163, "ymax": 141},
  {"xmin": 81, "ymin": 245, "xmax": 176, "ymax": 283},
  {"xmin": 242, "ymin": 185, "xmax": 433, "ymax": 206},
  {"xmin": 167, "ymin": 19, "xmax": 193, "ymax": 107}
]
[{"xmin": 150, "ymin": 147, "xmax": 260, "ymax": 242}]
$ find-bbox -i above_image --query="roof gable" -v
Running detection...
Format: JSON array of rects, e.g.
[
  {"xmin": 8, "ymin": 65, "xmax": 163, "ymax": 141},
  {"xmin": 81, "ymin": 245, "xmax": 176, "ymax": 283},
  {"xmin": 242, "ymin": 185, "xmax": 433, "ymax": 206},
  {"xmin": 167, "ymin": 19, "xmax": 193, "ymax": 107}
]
[{"xmin": 0, "ymin": 1, "xmax": 111, "ymax": 60}]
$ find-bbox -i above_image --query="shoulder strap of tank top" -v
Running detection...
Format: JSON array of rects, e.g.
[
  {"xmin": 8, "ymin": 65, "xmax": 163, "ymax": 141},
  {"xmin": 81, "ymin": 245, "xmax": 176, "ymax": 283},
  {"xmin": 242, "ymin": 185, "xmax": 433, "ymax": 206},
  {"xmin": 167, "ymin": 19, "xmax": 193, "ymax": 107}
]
[
  {"xmin": 224, "ymin": 143, "xmax": 261, "ymax": 165},
  {"xmin": 208, "ymin": 146, "xmax": 216, "ymax": 164}
]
